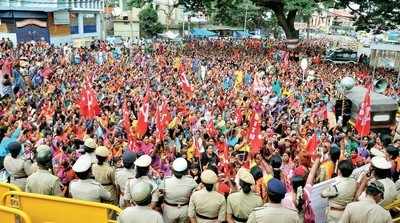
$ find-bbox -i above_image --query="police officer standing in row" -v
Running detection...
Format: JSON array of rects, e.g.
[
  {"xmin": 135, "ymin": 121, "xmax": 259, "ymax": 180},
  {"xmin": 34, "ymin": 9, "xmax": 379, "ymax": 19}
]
[
  {"xmin": 188, "ymin": 169, "xmax": 226, "ymax": 223},
  {"xmin": 92, "ymin": 146, "xmax": 117, "ymax": 205},
  {"xmin": 247, "ymin": 178, "xmax": 299, "ymax": 223},
  {"xmin": 321, "ymin": 159, "xmax": 356, "ymax": 223},
  {"xmin": 115, "ymin": 151, "xmax": 136, "ymax": 207},
  {"xmin": 227, "ymin": 170, "xmax": 263, "ymax": 223},
  {"xmin": 341, "ymin": 180, "xmax": 392, "ymax": 223},
  {"xmin": 3, "ymin": 141, "xmax": 33, "ymax": 190},
  {"xmin": 69, "ymin": 155, "xmax": 112, "ymax": 202},
  {"xmin": 124, "ymin": 154, "xmax": 159, "ymax": 208},
  {"xmin": 118, "ymin": 181, "xmax": 164, "ymax": 223},
  {"xmin": 80, "ymin": 138, "xmax": 97, "ymax": 164},
  {"xmin": 25, "ymin": 145, "xmax": 63, "ymax": 196},
  {"xmin": 161, "ymin": 157, "xmax": 197, "ymax": 223}
]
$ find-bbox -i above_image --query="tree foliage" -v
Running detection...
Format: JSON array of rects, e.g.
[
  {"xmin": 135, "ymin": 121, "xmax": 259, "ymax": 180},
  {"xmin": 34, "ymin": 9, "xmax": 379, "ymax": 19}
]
[
  {"xmin": 127, "ymin": 0, "xmax": 150, "ymax": 8},
  {"xmin": 139, "ymin": 5, "xmax": 164, "ymax": 38},
  {"xmin": 335, "ymin": 0, "xmax": 400, "ymax": 32},
  {"xmin": 178, "ymin": 0, "xmax": 400, "ymax": 38}
]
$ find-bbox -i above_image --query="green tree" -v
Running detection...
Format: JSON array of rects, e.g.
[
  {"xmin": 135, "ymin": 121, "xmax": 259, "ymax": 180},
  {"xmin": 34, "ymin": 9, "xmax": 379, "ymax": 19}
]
[
  {"xmin": 335, "ymin": 0, "xmax": 400, "ymax": 32},
  {"xmin": 139, "ymin": 5, "xmax": 164, "ymax": 37},
  {"xmin": 178, "ymin": 0, "xmax": 400, "ymax": 39},
  {"xmin": 127, "ymin": 0, "xmax": 150, "ymax": 8}
]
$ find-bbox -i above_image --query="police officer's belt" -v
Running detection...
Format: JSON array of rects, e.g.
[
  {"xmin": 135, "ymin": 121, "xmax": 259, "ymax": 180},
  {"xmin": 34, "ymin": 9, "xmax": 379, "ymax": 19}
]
[
  {"xmin": 232, "ymin": 215, "xmax": 247, "ymax": 222},
  {"xmin": 13, "ymin": 175, "xmax": 27, "ymax": 179},
  {"xmin": 164, "ymin": 200, "xmax": 189, "ymax": 207},
  {"xmin": 102, "ymin": 183, "xmax": 113, "ymax": 186},
  {"xmin": 196, "ymin": 212, "xmax": 218, "ymax": 220}
]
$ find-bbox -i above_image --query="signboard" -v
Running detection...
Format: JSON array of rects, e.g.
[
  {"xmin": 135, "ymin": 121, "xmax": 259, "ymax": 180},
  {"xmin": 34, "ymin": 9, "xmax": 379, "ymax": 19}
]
[
  {"xmin": 311, "ymin": 178, "xmax": 337, "ymax": 223},
  {"xmin": 54, "ymin": 11, "xmax": 70, "ymax": 25}
]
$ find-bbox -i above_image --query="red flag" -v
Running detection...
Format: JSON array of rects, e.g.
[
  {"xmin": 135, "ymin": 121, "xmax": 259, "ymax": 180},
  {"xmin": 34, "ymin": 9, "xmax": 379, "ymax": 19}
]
[
  {"xmin": 248, "ymin": 111, "xmax": 262, "ymax": 153},
  {"xmin": 355, "ymin": 87, "xmax": 371, "ymax": 137},
  {"xmin": 78, "ymin": 84, "xmax": 100, "ymax": 119},
  {"xmin": 155, "ymin": 98, "xmax": 171, "ymax": 141},
  {"xmin": 122, "ymin": 100, "xmax": 132, "ymax": 134},
  {"xmin": 306, "ymin": 133, "xmax": 319, "ymax": 154},
  {"xmin": 137, "ymin": 93, "xmax": 150, "ymax": 138},
  {"xmin": 234, "ymin": 107, "xmax": 243, "ymax": 125},
  {"xmin": 222, "ymin": 141, "xmax": 231, "ymax": 177},
  {"xmin": 207, "ymin": 118, "xmax": 218, "ymax": 138},
  {"xmin": 193, "ymin": 137, "xmax": 201, "ymax": 159},
  {"xmin": 178, "ymin": 64, "xmax": 193, "ymax": 97}
]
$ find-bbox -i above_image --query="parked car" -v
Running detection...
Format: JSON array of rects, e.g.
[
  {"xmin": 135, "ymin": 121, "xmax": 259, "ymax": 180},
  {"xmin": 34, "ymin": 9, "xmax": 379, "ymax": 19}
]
[{"xmin": 324, "ymin": 48, "xmax": 358, "ymax": 64}]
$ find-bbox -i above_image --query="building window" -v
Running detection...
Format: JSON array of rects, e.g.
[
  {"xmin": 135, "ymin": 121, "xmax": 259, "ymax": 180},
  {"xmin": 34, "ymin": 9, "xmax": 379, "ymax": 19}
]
[
  {"xmin": 69, "ymin": 13, "xmax": 79, "ymax": 34},
  {"xmin": 83, "ymin": 13, "xmax": 96, "ymax": 33}
]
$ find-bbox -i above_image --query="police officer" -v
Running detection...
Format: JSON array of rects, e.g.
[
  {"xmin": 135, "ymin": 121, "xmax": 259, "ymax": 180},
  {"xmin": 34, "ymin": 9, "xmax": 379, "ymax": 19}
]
[
  {"xmin": 25, "ymin": 145, "xmax": 63, "ymax": 196},
  {"xmin": 321, "ymin": 159, "xmax": 357, "ymax": 223},
  {"xmin": 340, "ymin": 181, "xmax": 392, "ymax": 223},
  {"xmin": 358, "ymin": 156, "xmax": 397, "ymax": 207},
  {"xmin": 161, "ymin": 157, "xmax": 197, "ymax": 223},
  {"xmin": 69, "ymin": 155, "xmax": 111, "ymax": 202},
  {"xmin": 247, "ymin": 178, "xmax": 299, "ymax": 223},
  {"xmin": 227, "ymin": 170, "xmax": 263, "ymax": 223},
  {"xmin": 188, "ymin": 169, "xmax": 226, "ymax": 223},
  {"xmin": 124, "ymin": 154, "xmax": 159, "ymax": 208},
  {"xmin": 80, "ymin": 138, "xmax": 97, "ymax": 164},
  {"xmin": 92, "ymin": 146, "xmax": 117, "ymax": 204},
  {"xmin": 3, "ymin": 141, "xmax": 33, "ymax": 190},
  {"xmin": 118, "ymin": 181, "xmax": 164, "ymax": 223},
  {"xmin": 115, "ymin": 151, "xmax": 136, "ymax": 207}
]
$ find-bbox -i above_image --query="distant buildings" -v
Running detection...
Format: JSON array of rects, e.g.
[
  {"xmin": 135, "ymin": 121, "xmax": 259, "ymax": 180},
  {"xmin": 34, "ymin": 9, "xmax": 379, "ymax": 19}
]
[
  {"xmin": 0, "ymin": 0, "xmax": 105, "ymax": 45},
  {"xmin": 295, "ymin": 9, "xmax": 355, "ymax": 35},
  {"xmin": 112, "ymin": 0, "xmax": 185, "ymax": 39}
]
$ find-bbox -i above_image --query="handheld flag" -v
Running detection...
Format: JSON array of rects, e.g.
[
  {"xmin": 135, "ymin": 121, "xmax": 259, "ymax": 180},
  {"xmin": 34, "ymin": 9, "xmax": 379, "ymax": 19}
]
[{"xmin": 355, "ymin": 87, "xmax": 371, "ymax": 137}]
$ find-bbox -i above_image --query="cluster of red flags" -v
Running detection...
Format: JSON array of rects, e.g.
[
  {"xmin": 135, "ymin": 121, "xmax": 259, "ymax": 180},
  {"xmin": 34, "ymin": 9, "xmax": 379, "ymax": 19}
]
[
  {"xmin": 78, "ymin": 82, "xmax": 100, "ymax": 119},
  {"xmin": 155, "ymin": 98, "xmax": 172, "ymax": 141},
  {"xmin": 247, "ymin": 110, "xmax": 262, "ymax": 154},
  {"xmin": 355, "ymin": 87, "xmax": 371, "ymax": 137}
]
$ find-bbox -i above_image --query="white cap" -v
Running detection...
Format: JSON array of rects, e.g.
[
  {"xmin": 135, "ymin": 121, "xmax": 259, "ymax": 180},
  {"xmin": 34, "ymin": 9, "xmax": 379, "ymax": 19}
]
[
  {"xmin": 371, "ymin": 156, "xmax": 392, "ymax": 170},
  {"xmin": 172, "ymin": 158, "xmax": 188, "ymax": 172},
  {"xmin": 84, "ymin": 138, "xmax": 97, "ymax": 149},
  {"xmin": 370, "ymin": 148, "xmax": 385, "ymax": 158},
  {"xmin": 72, "ymin": 155, "xmax": 92, "ymax": 173},
  {"xmin": 134, "ymin": 155, "xmax": 152, "ymax": 167}
]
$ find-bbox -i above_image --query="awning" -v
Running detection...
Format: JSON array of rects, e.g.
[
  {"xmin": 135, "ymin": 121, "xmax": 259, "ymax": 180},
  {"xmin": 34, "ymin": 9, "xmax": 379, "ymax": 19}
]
[{"xmin": 191, "ymin": 28, "xmax": 217, "ymax": 38}]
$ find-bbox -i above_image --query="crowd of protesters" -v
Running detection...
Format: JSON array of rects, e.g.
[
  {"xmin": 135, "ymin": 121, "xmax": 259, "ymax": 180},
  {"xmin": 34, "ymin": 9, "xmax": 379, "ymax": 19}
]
[{"xmin": 0, "ymin": 37, "xmax": 399, "ymax": 223}]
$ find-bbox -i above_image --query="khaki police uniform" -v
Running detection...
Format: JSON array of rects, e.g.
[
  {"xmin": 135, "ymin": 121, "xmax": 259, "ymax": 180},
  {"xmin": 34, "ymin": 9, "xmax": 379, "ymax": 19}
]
[
  {"xmin": 340, "ymin": 197, "xmax": 392, "ymax": 223},
  {"xmin": 69, "ymin": 178, "xmax": 112, "ymax": 202},
  {"xmin": 321, "ymin": 176, "xmax": 357, "ymax": 222},
  {"xmin": 227, "ymin": 170, "xmax": 263, "ymax": 223},
  {"xmin": 25, "ymin": 169, "xmax": 63, "ymax": 196},
  {"xmin": 118, "ymin": 181, "xmax": 164, "ymax": 223},
  {"xmin": 115, "ymin": 168, "xmax": 135, "ymax": 207},
  {"xmin": 161, "ymin": 175, "xmax": 197, "ymax": 223},
  {"xmin": 124, "ymin": 176, "xmax": 159, "ymax": 205},
  {"xmin": 246, "ymin": 203, "xmax": 300, "ymax": 223},
  {"xmin": 188, "ymin": 170, "xmax": 226, "ymax": 223},
  {"xmin": 227, "ymin": 191, "xmax": 263, "ymax": 223},
  {"xmin": 3, "ymin": 154, "xmax": 33, "ymax": 190},
  {"xmin": 92, "ymin": 163, "xmax": 117, "ymax": 204},
  {"xmin": 69, "ymin": 154, "xmax": 111, "ymax": 202},
  {"xmin": 124, "ymin": 155, "xmax": 159, "ymax": 206},
  {"xmin": 118, "ymin": 206, "xmax": 164, "ymax": 223},
  {"xmin": 188, "ymin": 188, "xmax": 226, "ymax": 223}
]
